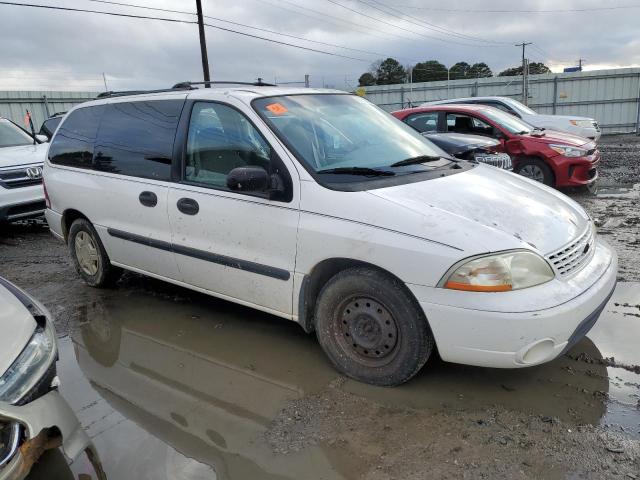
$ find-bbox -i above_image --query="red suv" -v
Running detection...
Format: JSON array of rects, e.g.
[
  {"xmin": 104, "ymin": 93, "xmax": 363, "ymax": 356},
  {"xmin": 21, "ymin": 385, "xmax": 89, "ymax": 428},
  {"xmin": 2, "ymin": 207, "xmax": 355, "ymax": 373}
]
[{"xmin": 392, "ymin": 104, "xmax": 599, "ymax": 188}]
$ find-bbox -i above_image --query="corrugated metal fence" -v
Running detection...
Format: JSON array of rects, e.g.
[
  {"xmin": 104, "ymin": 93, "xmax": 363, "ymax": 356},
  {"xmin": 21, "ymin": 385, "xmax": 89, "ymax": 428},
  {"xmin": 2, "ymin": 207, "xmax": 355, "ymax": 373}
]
[
  {"xmin": 360, "ymin": 68, "xmax": 640, "ymax": 134},
  {"xmin": 0, "ymin": 90, "xmax": 98, "ymax": 129}
]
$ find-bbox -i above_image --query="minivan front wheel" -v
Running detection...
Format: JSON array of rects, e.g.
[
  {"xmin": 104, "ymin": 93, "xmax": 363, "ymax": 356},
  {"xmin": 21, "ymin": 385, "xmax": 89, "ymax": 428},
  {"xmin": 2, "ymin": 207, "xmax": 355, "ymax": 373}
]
[
  {"xmin": 68, "ymin": 219, "xmax": 121, "ymax": 287},
  {"xmin": 314, "ymin": 267, "xmax": 434, "ymax": 386}
]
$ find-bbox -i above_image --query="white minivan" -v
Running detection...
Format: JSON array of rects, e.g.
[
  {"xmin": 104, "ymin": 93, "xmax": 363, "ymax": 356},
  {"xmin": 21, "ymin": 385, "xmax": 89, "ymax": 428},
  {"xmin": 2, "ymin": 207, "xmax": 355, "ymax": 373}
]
[{"xmin": 43, "ymin": 85, "xmax": 617, "ymax": 386}]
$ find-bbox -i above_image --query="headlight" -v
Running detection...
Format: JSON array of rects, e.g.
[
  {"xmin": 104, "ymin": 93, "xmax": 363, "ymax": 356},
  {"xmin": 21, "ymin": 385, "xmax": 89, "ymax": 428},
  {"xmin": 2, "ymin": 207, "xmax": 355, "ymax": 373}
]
[
  {"xmin": 441, "ymin": 250, "xmax": 555, "ymax": 292},
  {"xmin": 569, "ymin": 119, "xmax": 593, "ymax": 128},
  {"xmin": 548, "ymin": 144, "xmax": 587, "ymax": 157},
  {"xmin": 0, "ymin": 321, "xmax": 57, "ymax": 405}
]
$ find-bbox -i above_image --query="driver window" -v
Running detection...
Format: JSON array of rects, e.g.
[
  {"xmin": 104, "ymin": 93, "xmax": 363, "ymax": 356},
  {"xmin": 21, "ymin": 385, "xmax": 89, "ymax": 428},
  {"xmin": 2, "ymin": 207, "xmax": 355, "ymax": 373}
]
[
  {"xmin": 446, "ymin": 114, "xmax": 493, "ymax": 137},
  {"xmin": 185, "ymin": 102, "xmax": 271, "ymax": 188}
]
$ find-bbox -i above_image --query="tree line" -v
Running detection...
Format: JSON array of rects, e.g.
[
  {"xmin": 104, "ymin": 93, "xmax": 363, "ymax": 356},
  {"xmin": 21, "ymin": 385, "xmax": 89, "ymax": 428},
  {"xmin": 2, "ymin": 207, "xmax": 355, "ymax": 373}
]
[{"xmin": 358, "ymin": 58, "xmax": 551, "ymax": 86}]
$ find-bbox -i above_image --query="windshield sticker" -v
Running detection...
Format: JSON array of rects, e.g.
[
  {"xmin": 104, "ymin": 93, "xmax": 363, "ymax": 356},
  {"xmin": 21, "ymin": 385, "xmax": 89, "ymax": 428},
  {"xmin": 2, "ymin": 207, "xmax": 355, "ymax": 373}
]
[{"xmin": 265, "ymin": 103, "xmax": 288, "ymax": 115}]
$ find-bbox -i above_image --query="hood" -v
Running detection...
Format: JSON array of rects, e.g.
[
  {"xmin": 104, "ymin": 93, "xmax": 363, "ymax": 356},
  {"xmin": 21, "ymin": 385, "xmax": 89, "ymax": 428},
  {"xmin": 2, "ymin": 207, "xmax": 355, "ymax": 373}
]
[
  {"xmin": 525, "ymin": 113, "xmax": 594, "ymax": 126},
  {"xmin": 0, "ymin": 143, "xmax": 48, "ymax": 169},
  {"xmin": 423, "ymin": 133, "xmax": 499, "ymax": 154},
  {"xmin": 0, "ymin": 281, "xmax": 37, "ymax": 376},
  {"xmin": 370, "ymin": 164, "xmax": 589, "ymax": 255},
  {"xmin": 522, "ymin": 129, "xmax": 594, "ymax": 148}
]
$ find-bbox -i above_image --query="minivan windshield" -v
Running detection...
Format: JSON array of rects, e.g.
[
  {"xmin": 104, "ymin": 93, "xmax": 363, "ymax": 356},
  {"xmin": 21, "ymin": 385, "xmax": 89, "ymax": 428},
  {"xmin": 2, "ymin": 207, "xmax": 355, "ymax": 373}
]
[
  {"xmin": 253, "ymin": 94, "xmax": 449, "ymax": 176},
  {"xmin": 480, "ymin": 107, "xmax": 535, "ymax": 134},
  {"xmin": 0, "ymin": 119, "xmax": 33, "ymax": 148}
]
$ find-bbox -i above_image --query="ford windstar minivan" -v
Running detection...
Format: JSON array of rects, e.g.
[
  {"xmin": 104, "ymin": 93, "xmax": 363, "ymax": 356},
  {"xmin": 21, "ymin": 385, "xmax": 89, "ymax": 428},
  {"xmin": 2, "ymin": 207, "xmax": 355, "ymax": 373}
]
[{"xmin": 43, "ymin": 84, "xmax": 617, "ymax": 386}]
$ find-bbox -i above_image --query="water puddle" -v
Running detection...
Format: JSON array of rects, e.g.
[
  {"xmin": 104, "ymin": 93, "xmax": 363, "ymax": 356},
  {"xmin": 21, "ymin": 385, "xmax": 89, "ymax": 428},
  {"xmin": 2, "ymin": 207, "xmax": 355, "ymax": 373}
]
[{"xmin": 44, "ymin": 281, "xmax": 640, "ymax": 479}]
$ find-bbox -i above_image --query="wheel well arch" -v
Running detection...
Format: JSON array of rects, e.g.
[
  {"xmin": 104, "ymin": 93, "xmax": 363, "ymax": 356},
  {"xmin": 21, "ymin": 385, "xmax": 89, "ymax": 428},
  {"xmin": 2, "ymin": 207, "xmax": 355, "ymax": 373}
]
[
  {"xmin": 61, "ymin": 209, "xmax": 90, "ymax": 242},
  {"xmin": 297, "ymin": 258, "xmax": 423, "ymax": 334}
]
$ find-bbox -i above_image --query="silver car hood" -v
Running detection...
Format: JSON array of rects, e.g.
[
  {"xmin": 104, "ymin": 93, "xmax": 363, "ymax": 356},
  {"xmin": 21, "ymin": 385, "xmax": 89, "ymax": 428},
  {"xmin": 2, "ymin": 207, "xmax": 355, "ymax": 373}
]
[
  {"xmin": 0, "ymin": 283, "xmax": 37, "ymax": 376},
  {"xmin": 0, "ymin": 143, "xmax": 47, "ymax": 169},
  {"xmin": 370, "ymin": 165, "xmax": 590, "ymax": 255}
]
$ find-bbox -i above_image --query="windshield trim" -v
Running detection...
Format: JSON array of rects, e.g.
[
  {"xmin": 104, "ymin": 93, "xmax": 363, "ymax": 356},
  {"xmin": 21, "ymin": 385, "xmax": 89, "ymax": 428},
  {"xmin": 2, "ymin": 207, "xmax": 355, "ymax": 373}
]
[{"xmin": 251, "ymin": 93, "xmax": 461, "ymax": 192}]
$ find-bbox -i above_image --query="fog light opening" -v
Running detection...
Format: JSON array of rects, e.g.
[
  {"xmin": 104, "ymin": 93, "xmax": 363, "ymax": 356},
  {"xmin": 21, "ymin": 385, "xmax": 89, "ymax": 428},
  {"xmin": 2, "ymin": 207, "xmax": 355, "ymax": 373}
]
[{"xmin": 521, "ymin": 339, "xmax": 555, "ymax": 365}]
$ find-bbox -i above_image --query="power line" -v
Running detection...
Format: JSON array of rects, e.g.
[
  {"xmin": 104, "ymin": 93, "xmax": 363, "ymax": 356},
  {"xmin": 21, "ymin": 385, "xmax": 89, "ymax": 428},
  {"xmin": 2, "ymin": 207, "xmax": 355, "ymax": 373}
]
[
  {"xmin": 354, "ymin": 0, "xmax": 510, "ymax": 45},
  {"xmin": 0, "ymin": 1, "xmax": 370, "ymax": 61},
  {"xmin": 85, "ymin": 0, "xmax": 420, "ymax": 61},
  {"xmin": 324, "ymin": 0, "xmax": 509, "ymax": 47},
  {"xmin": 390, "ymin": 4, "xmax": 640, "ymax": 13}
]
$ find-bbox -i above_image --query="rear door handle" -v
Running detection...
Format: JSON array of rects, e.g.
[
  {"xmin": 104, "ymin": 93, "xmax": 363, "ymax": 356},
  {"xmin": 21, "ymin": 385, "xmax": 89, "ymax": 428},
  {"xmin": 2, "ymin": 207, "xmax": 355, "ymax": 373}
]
[
  {"xmin": 139, "ymin": 191, "xmax": 158, "ymax": 207},
  {"xmin": 177, "ymin": 197, "xmax": 199, "ymax": 215}
]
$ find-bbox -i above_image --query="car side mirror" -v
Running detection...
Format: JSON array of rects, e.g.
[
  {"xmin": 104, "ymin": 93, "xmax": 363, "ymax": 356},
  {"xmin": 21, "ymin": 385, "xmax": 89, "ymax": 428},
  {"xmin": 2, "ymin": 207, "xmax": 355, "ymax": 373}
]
[
  {"xmin": 227, "ymin": 166, "xmax": 285, "ymax": 196},
  {"xmin": 227, "ymin": 166, "xmax": 270, "ymax": 192}
]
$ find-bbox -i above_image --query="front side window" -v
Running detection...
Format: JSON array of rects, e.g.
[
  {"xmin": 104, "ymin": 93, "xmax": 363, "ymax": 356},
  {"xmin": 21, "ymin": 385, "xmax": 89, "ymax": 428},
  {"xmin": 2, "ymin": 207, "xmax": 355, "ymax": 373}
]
[
  {"xmin": 185, "ymin": 102, "xmax": 271, "ymax": 189},
  {"xmin": 94, "ymin": 100, "xmax": 183, "ymax": 180},
  {"xmin": 405, "ymin": 112, "xmax": 439, "ymax": 133},
  {"xmin": 49, "ymin": 106, "xmax": 104, "ymax": 168},
  {"xmin": 253, "ymin": 94, "xmax": 446, "ymax": 177},
  {"xmin": 0, "ymin": 119, "xmax": 34, "ymax": 148},
  {"xmin": 446, "ymin": 113, "xmax": 494, "ymax": 136}
]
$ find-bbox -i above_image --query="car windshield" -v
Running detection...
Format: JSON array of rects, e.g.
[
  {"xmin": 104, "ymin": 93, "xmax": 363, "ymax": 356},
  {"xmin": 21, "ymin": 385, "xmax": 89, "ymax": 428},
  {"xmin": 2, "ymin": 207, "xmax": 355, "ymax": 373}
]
[
  {"xmin": 502, "ymin": 98, "xmax": 537, "ymax": 115},
  {"xmin": 253, "ymin": 94, "xmax": 448, "ymax": 174},
  {"xmin": 0, "ymin": 119, "xmax": 33, "ymax": 148},
  {"xmin": 480, "ymin": 108, "xmax": 535, "ymax": 134}
]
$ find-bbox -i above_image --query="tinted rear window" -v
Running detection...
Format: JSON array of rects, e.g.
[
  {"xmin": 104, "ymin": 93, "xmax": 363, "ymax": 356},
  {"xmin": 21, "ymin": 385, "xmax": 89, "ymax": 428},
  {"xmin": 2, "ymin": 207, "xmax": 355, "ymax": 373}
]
[
  {"xmin": 93, "ymin": 100, "xmax": 183, "ymax": 181},
  {"xmin": 49, "ymin": 106, "xmax": 104, "ymax": 167}
]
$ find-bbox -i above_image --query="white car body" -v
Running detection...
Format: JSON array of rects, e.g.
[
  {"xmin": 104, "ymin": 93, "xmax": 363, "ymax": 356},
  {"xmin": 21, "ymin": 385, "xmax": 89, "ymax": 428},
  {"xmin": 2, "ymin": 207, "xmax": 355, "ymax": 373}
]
[
  {"xmin": 423, "ymin": 96, "xmax": 602, "ymax": 141},
  {"xmin": 44, "ymin": 87, "xmax": 616, "ymax": 373},
  {"xmin": 0, "ymin": 277, "xmax": 96, "ymax": 479},
  {"xmin": 0, "ymin": 119, "xmax": 47, "ymax": 223}
]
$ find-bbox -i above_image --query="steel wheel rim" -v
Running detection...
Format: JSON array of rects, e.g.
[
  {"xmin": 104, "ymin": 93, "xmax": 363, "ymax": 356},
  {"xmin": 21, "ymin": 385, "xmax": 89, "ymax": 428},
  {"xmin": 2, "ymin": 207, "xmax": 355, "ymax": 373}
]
[
  {"xmin": 334, "ymin": 296, "xmax": 399, "ymax": 366},
  {"xmin": 519, "ymin": 164, "xmax": 545, "ymax": 183},
  {"xmin": 75, "ymin": 231, "xmax": 99, "ymax": 276}
]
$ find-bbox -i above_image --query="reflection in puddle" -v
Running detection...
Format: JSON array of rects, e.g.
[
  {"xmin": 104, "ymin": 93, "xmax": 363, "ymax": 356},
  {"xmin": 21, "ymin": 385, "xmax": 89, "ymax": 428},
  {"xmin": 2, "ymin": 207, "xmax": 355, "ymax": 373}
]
[{"xmin": 59, "ymin": 281, "xmax": 640, "ymax": 478}]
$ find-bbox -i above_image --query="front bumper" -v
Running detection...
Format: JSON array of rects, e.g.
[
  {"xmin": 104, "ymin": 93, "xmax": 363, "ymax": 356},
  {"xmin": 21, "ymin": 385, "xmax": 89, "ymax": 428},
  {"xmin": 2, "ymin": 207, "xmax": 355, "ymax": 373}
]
[
  {"xmin": 553, "ymin": 151, "xmax": 600, "ymax": 187},
  {"xmin": 0, "ymin": 391, "xmax": 92, "ymax": 480},
  {"xmin": 0, "ymin": 184, "xmax": 45, "ymax": 222},
  {"xmin": 409, "ymin": 239, "xmax": 618, "ymax": 368}
]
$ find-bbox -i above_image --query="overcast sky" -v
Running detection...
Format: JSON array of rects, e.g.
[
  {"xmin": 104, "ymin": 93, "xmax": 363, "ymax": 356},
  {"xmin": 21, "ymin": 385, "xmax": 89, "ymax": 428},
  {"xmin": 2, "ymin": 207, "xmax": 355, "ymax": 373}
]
[{"xmin": 1, "ymin": 0, "xmax": 639, "ymax": 91}]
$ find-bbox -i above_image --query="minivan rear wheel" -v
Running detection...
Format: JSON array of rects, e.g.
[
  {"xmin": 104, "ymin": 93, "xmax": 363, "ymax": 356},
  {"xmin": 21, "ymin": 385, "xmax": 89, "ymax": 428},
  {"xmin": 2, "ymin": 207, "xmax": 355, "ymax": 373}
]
[
  {"xmin": 314, "ymin": 267, "xmax": 434, "ymax": 386},
  {"xmin": 68, "ymin": 219, "xmax": 121, "ymax": 287}
]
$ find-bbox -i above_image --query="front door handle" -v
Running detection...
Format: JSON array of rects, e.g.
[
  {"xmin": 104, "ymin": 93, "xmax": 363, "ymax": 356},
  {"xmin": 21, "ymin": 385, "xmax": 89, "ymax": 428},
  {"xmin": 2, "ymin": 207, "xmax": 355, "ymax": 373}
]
[
  {"xmin": 139, "ymin": 191, "xmax": 158, "ymax": 207},
  {"xmin": 177, "ymin": 197, "xmax": 199, "ymax": 215}
]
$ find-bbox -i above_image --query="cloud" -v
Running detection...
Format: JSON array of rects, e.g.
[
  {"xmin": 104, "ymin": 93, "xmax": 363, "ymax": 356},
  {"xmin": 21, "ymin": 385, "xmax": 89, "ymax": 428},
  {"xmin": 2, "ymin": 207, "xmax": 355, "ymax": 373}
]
[{"xmin": 0, "ymin": 0, "xmax": 638, "ymax": 91}]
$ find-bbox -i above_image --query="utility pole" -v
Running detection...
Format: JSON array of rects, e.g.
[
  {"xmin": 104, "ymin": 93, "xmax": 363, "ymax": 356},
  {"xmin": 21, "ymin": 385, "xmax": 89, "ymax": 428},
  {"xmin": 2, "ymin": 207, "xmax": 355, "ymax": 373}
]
[
  {"xmin": 102, "ymin": 72, "xmax": 109, "ymax": 91},
  {"xmin": 195, "ymin": 0, "xmax": 211, "ymax": 87},
  {"xmin": 304, "ymin": 74, "xmax": 310, "ymax": 88},
  {"xmin": 515, "ymin": 42, "xmax": 532, "ymax": 104},
  {"xmin": 577, "ymin": 58, "xmax": 586, "ymax": 71}
]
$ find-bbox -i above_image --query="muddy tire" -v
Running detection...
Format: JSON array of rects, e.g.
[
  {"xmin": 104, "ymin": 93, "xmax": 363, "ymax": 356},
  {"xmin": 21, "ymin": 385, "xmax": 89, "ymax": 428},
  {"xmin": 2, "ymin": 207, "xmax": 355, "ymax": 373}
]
[
  {"xmin": 68, "ymin": 218, "xmax": 121, "ymax": 287},
  {"xmin": 314, "ymin": 267, "xmax": 434, "ymax": 386},
  {"xmin": 515, "ymin": 158, "xmax": 555, "ymax": 186}
]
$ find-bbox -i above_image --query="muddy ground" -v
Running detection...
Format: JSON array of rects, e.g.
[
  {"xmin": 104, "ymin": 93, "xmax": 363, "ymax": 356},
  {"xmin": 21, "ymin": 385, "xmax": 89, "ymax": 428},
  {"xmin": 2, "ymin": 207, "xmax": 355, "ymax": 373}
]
[{"xmin": 0, "ymin": 134, "xmax": 639, "ymax": 479}]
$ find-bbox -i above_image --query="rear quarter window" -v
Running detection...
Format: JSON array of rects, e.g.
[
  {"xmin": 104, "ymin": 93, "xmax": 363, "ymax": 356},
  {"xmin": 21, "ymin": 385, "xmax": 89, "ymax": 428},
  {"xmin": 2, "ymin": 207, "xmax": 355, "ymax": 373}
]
[
  {"xmin": 93, "ymin": 100, "xmax": 183, "ymax": 181},
  {"xmin": 48, "ymin": 106, "xmax": 104, "ymax": 167}
]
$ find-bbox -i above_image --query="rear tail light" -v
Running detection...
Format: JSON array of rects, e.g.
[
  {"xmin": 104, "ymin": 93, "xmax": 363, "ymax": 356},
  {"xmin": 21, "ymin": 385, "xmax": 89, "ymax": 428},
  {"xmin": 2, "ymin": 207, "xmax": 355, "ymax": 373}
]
[{"xmin": 43, "ymin": 179, "xmax": 50, "ymax": 209}]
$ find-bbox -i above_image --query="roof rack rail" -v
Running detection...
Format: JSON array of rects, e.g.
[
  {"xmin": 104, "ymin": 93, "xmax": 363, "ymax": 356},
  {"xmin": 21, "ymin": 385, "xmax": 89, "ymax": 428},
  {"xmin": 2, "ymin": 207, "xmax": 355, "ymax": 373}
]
[
  {"xmin": 172, "ymin": 79, "xmax": 276, "ymax": 89},
  {"xmin": 96, "ymin": 86, "xmax": 194, "ymax": 99}
]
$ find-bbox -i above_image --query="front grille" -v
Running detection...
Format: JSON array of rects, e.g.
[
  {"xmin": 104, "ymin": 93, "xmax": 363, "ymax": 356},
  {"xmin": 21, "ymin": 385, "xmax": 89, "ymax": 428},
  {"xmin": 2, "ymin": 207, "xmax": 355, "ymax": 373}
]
[
  {"xmin": 0, "ymin": 165, "xmax": 43, "ymax": 189},
  {"xmin": 0, "ymin": 423, "xmax": 21, "ymax": 468},
  {"xmin": 473, "ymin": 152, "xmax": 513, "ymax": 170},
  {"xmin": 586, "ymin": 148, "xmax": 596, "ymax": 156},
  {"xmin": 588, "ymin": 168, "xmax": 597, "ymax": 179},
  {"xmin": 546, "ymin": 224, "xmax": 595, "ymax": 277}
]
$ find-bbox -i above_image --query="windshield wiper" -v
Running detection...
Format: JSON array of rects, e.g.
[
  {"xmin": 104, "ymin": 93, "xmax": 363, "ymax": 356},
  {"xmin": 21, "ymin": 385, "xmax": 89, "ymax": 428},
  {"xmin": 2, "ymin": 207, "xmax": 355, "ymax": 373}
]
[
  {"xmin": 389, "ymin": 155, "xmax": 443, "ymax": 167},
  {"xmin": 316, "ymin": 167, "xmax": 395, "ymax": 176}
]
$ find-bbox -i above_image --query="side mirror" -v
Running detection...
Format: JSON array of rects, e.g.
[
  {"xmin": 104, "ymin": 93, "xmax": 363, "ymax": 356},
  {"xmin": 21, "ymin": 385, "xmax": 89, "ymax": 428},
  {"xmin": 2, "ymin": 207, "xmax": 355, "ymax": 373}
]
[
  {"xmin": 226, "ymin": 166, "xmax": 270, "ymax": 192},
  {"xmin": 35, "ymin": 134, "xmax": 49, "ymax": 143}
]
